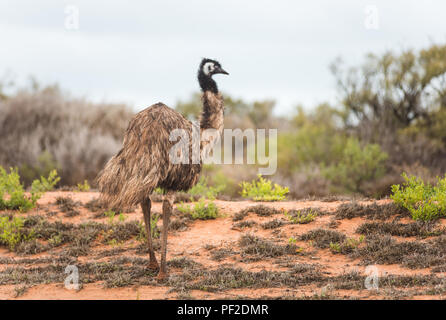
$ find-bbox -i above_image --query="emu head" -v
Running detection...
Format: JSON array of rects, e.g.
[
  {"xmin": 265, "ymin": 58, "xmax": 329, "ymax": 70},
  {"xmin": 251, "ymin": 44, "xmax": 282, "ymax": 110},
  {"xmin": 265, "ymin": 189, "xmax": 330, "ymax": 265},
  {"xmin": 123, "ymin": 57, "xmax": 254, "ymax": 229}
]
[
  {"xmin": 199, "ymin": 58, "xmax": 229, "ymax": 77},
  {"xmin": 198, "ymin": 58, "xmax": 228, "ymax": 93}
]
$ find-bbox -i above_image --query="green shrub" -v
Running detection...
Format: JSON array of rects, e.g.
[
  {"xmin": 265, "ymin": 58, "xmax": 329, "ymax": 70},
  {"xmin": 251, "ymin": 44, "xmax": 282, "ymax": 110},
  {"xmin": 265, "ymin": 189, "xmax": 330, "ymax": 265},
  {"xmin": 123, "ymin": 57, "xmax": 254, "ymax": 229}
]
[
  {"xmin": 31, "ymin": 169, "xmax": 60, "ymax": 193},
  {"xmin": 18, "ymin": 151, "xmax": 59, "ymax": 187},
  {"xmin": 104, "ymin": 210, "xmax": 117, "ymax": 224},
  {"xmin": 329, "ymin": 242, "xmax": 341, "ymax": 253},
  {"xmin": 329, "ymin": 236, "xmax": 364, "ymax": 254},
  {"xmin": 48, "ymin": 233, "xmax": 63, "ymax": 247},
  {"xmin": 391, "ymin": 173, "xmax": 446, "ymax": 221},
  {"xmin": 177, "ymin": 198, "xmax": 219, "ymax": 220},
  {"xmin": 284, "ymin": 208, "xmax": 317, "ymax": 224},
  {"xmin": 200, "ymin": 165, "xmax": 239, "ymax": 198},
  {"xmin": 0, "ymin": 167, "xmax": 58, "ymax": 211},
  {"xmin": 240, "ymin": 175, "xmax": 289, "ymax": 201},
  {"xmin": 187, "ymin": 176, "xmax": 224, "ymax": 200},
  {"xmin": 76, "ymin": 180, "xmax": 90, "ymax": 192},
  {"xmin": 277, "ymin": 104, "xmax": 347, "ymax": 174},
  {"xmin": 0, "ymin": 216, "xmax": 33, "ymax": 250},
  {"xmin": 0, "ymin": 167, "xmax": 34, "ymax": 211},
  {"xmin": 324, "ymin": 138, "xmax": 388, "ymax": 193}
]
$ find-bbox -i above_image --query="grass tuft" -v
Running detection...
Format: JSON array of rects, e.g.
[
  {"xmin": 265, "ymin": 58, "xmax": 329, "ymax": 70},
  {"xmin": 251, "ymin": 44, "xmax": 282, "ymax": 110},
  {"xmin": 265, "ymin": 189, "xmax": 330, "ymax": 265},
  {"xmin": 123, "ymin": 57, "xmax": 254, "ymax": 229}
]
[
  {"xmin": 177, "ymin": 198, "xmax": 219, "ymax": 220},
  {"xmin": 300, "ymin": 229, "xmax": 346, "ymax": 249},
  {"xmin": 239, "ymin": 234, "xmax": 298, "ymax": 258},
  {"xmin": 335, "ymin": 202, "xmax": 407, "ymax": 220},
  {"xmin": 285, "ymin": 208, "xmax": 318, "ymax": 224},
  {"xmin": 356, "ymin": 221, "xmax": 444, "ymax": 238},
  {"xmin": 237, "ymin": 205, "xmax": 281, "ymax": 217},
  {"xmin": 261, "ymin": 219, "xmax": 286, "ymax": 229}
]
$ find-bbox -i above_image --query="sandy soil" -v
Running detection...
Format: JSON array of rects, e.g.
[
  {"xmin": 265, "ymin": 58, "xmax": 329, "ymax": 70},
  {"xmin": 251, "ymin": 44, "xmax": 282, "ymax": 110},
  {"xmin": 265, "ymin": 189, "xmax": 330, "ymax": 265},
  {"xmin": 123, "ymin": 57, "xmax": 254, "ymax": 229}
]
[{"xmin": 0, "ymin": 191, "xmax": 444, "ymax": 300}]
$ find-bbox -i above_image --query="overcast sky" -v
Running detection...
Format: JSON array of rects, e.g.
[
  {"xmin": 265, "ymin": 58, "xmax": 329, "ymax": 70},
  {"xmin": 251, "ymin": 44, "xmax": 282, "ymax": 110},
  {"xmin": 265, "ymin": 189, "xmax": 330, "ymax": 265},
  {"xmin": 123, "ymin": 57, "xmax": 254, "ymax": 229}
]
[{"xmin": 1, "ymin": 0, "xmax": 446, "ymax": 114}]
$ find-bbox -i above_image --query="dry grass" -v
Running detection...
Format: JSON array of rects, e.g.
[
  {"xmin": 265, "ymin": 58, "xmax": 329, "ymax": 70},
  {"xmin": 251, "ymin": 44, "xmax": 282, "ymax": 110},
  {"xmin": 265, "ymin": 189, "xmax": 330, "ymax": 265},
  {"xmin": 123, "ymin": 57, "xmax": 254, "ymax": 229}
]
[
  {"xmin": 55, "ymin": 196, "xmax": 80, "ymax": 217},
  {"xmin": 356, "ymin": 221, "xmax": 444, "ymax": 238},
  {"xmin": 351, "ymin": 234, "xmax": 446, "ymax": 269},
  {"xmin": 239, "ymin": 234, "xmax": 298, "ymax": 258},
  {"xmin": 0, "ymin": 85, "xmax": 134, "ymax": 186},
  {"xmin": 299, "ymin": 229, "xmax": 347, "ymax": 248},
  {"xmin": 1, "ymin": 194, "xmax": 445, "ymax": 299},
  {"xmin": 237, "ymin": 205, "xmax": 281, "ymax": 217},
  {"xmin": 232, "ymin": 220, "xmax": 257, "ymax": 229},
  {"xmin": 335, "ymin": 202, "xmax": 408, "ymax": 220}
]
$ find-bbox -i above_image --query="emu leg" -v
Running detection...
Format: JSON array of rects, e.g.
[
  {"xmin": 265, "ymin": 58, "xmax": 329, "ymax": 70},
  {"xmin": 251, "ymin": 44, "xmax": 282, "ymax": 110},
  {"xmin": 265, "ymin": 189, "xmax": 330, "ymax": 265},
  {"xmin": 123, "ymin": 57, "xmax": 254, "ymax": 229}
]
[
  {"xmin": 157, "ymin": 194, "xmax": 173, "ymax": 280},
  {"xmin": 141, "ymin": 198, "xmax": 159, "ymax": 271}
]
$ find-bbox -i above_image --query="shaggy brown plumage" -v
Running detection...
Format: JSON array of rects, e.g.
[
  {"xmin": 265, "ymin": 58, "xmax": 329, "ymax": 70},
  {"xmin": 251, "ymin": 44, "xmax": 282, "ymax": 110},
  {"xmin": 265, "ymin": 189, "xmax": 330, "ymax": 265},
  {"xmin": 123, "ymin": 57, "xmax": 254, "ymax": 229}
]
[
  {"xmin": 97, "ymin": 103, "xmax": 202, "ymax": 209},
  {"xmin": 97, "ymin": 58, "xmax": 228, "ymax": 278}
]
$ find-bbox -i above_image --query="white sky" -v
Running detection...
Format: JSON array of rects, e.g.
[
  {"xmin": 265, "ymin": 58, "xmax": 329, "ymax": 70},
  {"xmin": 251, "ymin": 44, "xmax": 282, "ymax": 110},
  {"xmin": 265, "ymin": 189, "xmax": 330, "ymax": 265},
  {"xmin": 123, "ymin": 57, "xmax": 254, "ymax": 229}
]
[{"xmin": 1, "ymin": 0, "xmax": 446, "ymax": 114}]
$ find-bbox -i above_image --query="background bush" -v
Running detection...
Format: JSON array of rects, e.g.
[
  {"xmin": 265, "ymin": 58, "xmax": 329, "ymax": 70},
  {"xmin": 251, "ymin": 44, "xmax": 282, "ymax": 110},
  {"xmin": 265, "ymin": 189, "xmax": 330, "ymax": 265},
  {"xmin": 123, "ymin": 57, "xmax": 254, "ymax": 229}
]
[
  {"xmin": 2, "ymin": 43, "xmax": 446, "ymax": 199},
  {"xmin": 0, "ymin": 83, "xmax": 133, "ymax": 187}
]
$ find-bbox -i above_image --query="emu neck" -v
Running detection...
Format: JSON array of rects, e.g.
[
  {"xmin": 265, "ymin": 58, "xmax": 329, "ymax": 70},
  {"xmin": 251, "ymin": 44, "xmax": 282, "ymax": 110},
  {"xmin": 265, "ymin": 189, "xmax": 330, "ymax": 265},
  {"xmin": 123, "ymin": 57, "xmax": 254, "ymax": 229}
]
[
  {"xmin": 198, "ymin": 73, "xmax": 218, "ymax": 94},
  {"xmin": 200, "ymin": 90, "xmax": 224, "ymax": 133}
]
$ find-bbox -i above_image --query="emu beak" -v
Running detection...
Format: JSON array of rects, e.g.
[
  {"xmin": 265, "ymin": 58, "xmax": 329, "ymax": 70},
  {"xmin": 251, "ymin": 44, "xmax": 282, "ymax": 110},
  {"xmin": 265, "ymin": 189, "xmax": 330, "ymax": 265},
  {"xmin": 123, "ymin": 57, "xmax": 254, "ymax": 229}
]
[{"xmin": 216, "ymin": 67, "xmax": 229, "ymax": 75}]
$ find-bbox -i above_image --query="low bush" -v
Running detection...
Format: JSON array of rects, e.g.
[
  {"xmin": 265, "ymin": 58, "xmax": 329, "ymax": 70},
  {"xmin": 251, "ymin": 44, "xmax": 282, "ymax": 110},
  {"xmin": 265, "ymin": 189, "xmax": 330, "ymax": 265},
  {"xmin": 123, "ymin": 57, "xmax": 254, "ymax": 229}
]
[
  {"xmin": 0, "ymin": 167, "xmax": 35, "ymax": 211},
  {"xmin": 18, "ymin": 151, "xmax": 59, "ymax": 187},
  {"xmin": 324, "ymin": 138, "xmax": 388, "ymax": 194},
  {"xmin": 239, "ymin": 234, "xmax": 298, "ymax": 257},
  {"xmin": 329, "ymin": 236, "xmax": 364, "ymax": 254},
  {"xmin": 261, "ymin": 219, "xmax": 285, "ymax": 229},
  {"xmin": 187, "ymin": 176, "xmax": 224, "ymax": 200},
  {"xmin": 300, "ymin": 229, "xmax": 346, "ymax": 249},
  {"xmin": 0, "ymin": 167, "xmax": 59, "ymax": 211},
  {"xmin": 55, "ymin": 196, "xmax": 80, "ymax": 217},
  {"xmin": 31, "ymin": 169, "xmax": 60, "ymax": 193},
  {"xmin": 76, "ymin": 180, "xmax": 91, "ymax": 192},
  {"xmin": 104, "ymin": 210, "xmax": 117, "ymax": 224},
  {"xmin": 285, "ymin": 208, "xmax": 318, "ymax": 224},
  {"xmin": 237, "ymin": 205, "xmax": 281, "ymax": 217},
  {"xmin": 177, "ymin": 198, "xmax": 219, "ymax": 220},
  {"xmin": 391, "ymin": 173, "xmax": 446, "ymax": 221},
  {"xmin": 0, "ymin": 216, "xmax": 33, "ymax": 250},
  {"xmin": 240, "ymin": 175, "xmax": 289, "ymax": 201}
]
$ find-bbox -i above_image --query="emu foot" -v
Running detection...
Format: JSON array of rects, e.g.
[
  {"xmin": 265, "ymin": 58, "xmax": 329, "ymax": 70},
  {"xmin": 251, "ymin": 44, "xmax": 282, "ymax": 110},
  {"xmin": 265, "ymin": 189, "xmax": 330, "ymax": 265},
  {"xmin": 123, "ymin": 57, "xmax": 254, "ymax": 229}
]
[
  {"xmin": 156, "ymin": 271, "xmax": 169, "ymax": 281},
  {"xmin": 148, "ymin": 260, "xmax": 159, "ymax": 271}
]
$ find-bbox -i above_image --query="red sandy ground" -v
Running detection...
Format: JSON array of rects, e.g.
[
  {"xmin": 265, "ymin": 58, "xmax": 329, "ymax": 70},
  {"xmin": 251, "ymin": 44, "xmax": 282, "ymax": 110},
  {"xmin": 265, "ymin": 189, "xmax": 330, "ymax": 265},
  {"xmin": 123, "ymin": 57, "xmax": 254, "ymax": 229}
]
[{"xmin": 0, "ymin": 191, "xmax": 444, "ymax": 300}]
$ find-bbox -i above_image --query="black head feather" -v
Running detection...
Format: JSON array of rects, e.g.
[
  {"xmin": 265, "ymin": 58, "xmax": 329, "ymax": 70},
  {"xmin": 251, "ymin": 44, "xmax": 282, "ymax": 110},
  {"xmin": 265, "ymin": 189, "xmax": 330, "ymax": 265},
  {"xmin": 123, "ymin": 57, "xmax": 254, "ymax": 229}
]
[{"xmin": 197, "ymin": 58, "xmax": 228, "ymax": 93}]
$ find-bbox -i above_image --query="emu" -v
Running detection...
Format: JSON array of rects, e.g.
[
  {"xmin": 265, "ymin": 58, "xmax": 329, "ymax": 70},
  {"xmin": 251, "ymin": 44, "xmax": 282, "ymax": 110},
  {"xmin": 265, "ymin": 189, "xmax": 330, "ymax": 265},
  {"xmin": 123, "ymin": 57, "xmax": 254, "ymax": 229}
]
[{"xmin": 97, "ymin": 58, "xmax": 228, "ymax": 279}]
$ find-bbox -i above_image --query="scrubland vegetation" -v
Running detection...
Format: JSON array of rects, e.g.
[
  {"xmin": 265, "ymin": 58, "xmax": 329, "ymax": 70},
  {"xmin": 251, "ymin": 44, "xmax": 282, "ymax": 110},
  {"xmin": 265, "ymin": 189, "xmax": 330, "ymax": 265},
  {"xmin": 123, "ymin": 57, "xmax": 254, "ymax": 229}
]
[
  {"xmin": 0, "ymin": 185, "xmax": 445, "ymax": 299},
  {"xmin": 1, "ymin": 44, "xmax": 446, "ymax": 299},
  {"xmin": 0, "ymin": 167, "xmax": 59, "ymax": 211},
  {"xmin": 0, "ymin": 161, "xmax": 444, "ymax": 299},
  {"xmin": 2, "ymin": 44, "xmax": 446, "ymax": 201}
]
